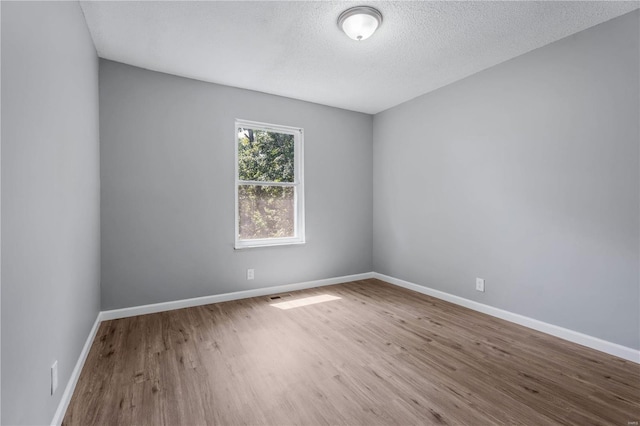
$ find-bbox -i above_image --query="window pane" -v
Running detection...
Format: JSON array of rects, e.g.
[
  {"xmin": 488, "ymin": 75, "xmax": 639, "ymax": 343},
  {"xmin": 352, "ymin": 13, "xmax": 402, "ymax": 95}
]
[
  {"xmin": 238, "ymin": 185, "xmax": 295, "ymax": 239},
  {"xmin": 237, "ymin": 128, "xmax": 294, "ymax": 182}
]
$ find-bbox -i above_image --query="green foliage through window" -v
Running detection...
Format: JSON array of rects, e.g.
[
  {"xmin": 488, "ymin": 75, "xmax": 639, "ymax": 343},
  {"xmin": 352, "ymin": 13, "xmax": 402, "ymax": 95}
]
[
  {"xmin": 238, "ymin": 185, "xmax": 294, "ymax": 239},
  {"xmin": 238, "ymin": 128, "xmax": 294, "ymax": 182},
  {"xmin": 236, "ymin": 125, "xmax": 299, "ymax": 242}
]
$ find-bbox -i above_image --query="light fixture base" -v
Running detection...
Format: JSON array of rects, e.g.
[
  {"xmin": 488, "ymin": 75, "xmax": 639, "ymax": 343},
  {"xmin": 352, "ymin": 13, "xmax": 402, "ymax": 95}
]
[{"xmin": 338, "ymin": 6, "xmax": 383, "ymax": 41}]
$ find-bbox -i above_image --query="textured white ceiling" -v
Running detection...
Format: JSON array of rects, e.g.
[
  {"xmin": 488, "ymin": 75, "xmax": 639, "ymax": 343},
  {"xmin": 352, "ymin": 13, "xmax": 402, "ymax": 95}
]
[{"xmin": 80, "ymin": 1, "xmax": 639, "ymax": 114}]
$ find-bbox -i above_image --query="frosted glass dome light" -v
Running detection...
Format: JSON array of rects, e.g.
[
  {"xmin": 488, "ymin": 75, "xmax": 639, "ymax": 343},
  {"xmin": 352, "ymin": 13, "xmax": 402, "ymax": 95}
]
[{"xmin": 338, "ymin": 6, "xmax": 383, "ymax": 41}]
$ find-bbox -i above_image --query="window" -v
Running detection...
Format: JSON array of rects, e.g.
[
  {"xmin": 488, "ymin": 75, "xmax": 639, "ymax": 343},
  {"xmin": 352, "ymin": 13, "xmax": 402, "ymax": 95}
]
[{"xmin": 235, "ymin": 119, "xmax": 305, "ymax": 249}]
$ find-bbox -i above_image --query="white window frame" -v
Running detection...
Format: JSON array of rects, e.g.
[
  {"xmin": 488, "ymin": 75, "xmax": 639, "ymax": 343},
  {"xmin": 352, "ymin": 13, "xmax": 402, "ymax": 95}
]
[{"xmin": 234, "ymin": 119, "xmax": 305, "ymax": 249}]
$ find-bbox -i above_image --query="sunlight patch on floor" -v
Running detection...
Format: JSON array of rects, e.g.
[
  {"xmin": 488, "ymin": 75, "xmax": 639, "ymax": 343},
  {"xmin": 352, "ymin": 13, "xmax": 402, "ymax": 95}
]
[{"xmin": 270, "ymin": 294, "xmax": 341, "ymax": 310}]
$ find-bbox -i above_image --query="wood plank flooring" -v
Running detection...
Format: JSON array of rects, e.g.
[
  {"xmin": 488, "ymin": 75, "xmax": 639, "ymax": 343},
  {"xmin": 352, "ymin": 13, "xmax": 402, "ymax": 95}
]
[{"xmin": 63, "ymin": 279, "xmax": 640, "ymax": 425}]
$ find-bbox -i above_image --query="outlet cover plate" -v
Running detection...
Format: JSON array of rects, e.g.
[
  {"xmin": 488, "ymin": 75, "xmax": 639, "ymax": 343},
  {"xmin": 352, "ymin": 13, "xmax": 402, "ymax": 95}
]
[{"xmin": 476, "ymin": 278, "xmax": 485, "ymax": 292}]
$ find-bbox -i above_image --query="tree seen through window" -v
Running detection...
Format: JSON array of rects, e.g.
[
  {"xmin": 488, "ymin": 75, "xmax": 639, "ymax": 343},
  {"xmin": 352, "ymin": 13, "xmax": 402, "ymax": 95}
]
[{"xmin": 237, "ymin": 126, "xmax": 296, "ymax": 240}]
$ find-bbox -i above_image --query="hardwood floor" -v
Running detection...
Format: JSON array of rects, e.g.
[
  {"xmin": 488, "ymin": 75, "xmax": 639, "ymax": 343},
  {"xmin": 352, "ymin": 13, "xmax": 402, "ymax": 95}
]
[{"xmin": 63, "ymin": 279, "xmax": 640, "ymax": 425}]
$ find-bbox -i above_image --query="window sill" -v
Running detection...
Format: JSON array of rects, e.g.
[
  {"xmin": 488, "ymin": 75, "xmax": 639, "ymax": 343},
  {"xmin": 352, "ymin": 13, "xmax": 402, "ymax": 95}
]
[{"xmin": 234, "ymin": 239, "xmax": 306, "ymax": 250}]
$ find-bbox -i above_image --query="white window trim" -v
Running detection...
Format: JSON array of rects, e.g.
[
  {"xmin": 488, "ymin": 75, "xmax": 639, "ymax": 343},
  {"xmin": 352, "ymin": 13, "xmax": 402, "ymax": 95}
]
[{"xmin": 234, "ymin": 119, "xmax": 305, "ymax": 249}]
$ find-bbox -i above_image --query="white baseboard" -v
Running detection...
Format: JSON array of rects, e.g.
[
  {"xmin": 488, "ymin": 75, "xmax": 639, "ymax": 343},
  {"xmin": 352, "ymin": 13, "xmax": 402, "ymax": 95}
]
[
  {"xmin": 100, "ymin": 272, "xmax": 374, "ymax": 321},
  {"xmin": 50, "ymin": 314, "xmax": 102, "ymax": 426},
  {"xmin": 373, "ymin": 272, "xmax": 640, "ymax": 364}
]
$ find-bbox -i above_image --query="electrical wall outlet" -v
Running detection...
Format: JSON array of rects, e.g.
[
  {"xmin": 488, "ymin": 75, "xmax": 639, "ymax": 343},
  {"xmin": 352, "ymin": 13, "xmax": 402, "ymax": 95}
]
[
  {"xmin": 247, "ymin": 269, "xmax": 255, "ymax": 280},
  {"xmin": 51, "ymin": 360, "xmax": 58, "ymax": 395},
  {"xmin": 476, "ymin": 278, "xmax": 485, "ymax": 292}
]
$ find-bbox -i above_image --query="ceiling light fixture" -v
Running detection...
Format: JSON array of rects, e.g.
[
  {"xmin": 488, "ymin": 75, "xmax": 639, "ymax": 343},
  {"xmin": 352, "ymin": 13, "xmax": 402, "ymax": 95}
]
[{"xmin": 338, "ymin": 6, "xmax": 382, "ymax": 41}]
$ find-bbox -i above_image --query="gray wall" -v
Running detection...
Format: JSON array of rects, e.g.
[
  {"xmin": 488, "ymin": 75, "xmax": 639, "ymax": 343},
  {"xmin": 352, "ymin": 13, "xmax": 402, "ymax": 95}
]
[
  {"xmin": 99, "ymin": 60, "xmax": 373, "ymax": 310},
  {"xmin": 1, "ymin": 2, "xmax": 101, "ymax": 425},
  {"xmin": 373, "ymin": 11, "xmax": 640, "ymax": 349}
]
